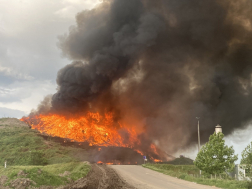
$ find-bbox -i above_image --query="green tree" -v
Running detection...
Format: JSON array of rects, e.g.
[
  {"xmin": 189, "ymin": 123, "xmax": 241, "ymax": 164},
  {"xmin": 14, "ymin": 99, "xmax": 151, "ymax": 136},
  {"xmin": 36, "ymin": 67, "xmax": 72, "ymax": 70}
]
[
  {"xmin": 241, "ymin": 141, "xmax": 252, "ymax": 165},
  {"xmin": 194, "ymin": 132, "xmax": 238, "ymax": 174},
  {"xmin": 241, "ymin": 142, "xmax": 252, "ymax": 186}
]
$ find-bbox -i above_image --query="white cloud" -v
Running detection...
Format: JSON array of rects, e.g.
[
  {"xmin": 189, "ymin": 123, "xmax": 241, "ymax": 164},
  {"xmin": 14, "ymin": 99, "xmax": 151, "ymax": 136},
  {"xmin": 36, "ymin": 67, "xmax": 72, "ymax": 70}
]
[
  {"xmin": 0, "ymin": 0, "xmax": 98, "ymax": 117},
  {"xmin": 55, "ymin": 0, "xmax": 101, "ymax": 19},
  {"xmin": 63, "ymin": 0, "xmax": 101, "ymax": 6},
  {"xmin": 0, "ymin": 65, "xmax": 34, "ymax": 80},
  {"xmin": 0, "ymin": 80, "xmax": 56, "ymax": 114}
]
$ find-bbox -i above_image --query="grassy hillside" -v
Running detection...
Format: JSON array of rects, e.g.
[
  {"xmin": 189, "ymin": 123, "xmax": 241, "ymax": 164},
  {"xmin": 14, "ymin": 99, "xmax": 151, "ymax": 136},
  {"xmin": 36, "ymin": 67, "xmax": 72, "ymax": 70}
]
[
  {"xmin": 0, "ymin": 162, "xmax": 90, "ymax": 188},
  {"xmin": 0, "ymin": 118, "xmax": 89, "ymax": 166},
  {"xmin": 0, "ymin": 118, "xmax": 91, "ymax": 188}
]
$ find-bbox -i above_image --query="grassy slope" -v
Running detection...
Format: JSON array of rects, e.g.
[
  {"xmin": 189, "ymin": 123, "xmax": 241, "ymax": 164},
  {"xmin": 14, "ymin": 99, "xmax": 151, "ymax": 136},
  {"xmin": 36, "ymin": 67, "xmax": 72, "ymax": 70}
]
[
  {"xmin": 143, "ymin": 164, "xmax": 248, "ymax": 189},
  {"xmin": 0, "ymin": 119, "xmax": 89, "ymax": 165},
  {"xmin": 0, "ymin": 162, "xmax": 91, "ymax": 187},
  {"xmin": 0, "ymin": 118, "xmax": 91, "ymax": 188}
]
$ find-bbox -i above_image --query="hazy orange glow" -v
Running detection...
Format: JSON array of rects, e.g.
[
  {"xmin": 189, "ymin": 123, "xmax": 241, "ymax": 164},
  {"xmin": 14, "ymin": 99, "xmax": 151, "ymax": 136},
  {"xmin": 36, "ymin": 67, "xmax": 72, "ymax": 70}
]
[
  {"xmin": 96, "ymin": 161, "xmax": 122, "ymax": 165},
  {"xmin": 135, "ymin": 149, "xmax": 144, "ymax": 155},
  {"xmin": 153, "ymin": 159, "xmax": 163, "ymax": 163},
  {"xmin": 150, "ymin": 144, "xmax": 159, "ymax": 155}
]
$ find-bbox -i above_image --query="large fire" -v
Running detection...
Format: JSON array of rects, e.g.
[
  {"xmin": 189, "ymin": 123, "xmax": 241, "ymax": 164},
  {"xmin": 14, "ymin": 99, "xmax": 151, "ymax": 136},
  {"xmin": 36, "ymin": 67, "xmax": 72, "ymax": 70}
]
[
  {"xmin": 21, "ymin": 112, "xmax": 139, "ymax": 147},
  {"xmin": 21, "ymin": 111, "xmax": 163, "ymax": 161}
]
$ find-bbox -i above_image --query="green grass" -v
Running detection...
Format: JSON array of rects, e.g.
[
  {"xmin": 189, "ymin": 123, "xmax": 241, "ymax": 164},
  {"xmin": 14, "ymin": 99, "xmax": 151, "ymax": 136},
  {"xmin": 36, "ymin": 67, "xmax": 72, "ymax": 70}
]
[
  {"xmin": 0, "ymin": 125, "xmax": 89, "ymax": 166},
  {"xmin": 0, "ymin": 162, "xmax": 90, "ymax": 187},
  {"xmin": 0, "ymin": 119, "xmax": 91, "ymax": 187},
  {"xmin": 143, "ymin": 164, "xmax": 249, "ymax": 189}
]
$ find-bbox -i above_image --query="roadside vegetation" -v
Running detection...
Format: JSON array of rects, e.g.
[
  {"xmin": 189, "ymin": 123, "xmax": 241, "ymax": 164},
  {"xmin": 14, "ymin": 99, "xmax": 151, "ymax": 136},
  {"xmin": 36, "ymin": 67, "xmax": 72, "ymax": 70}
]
[
  {"xmin": 143, "ymin": 132, "xmax": 252, "ymax": 189},
  {"xmin": 240, "ymin": 142, "xmax": 252, "ymax": 188},
  {"xmin": 143, "ymin": 164, "xmax": 248, "ymax": 189},
  {"xmin": 0, "ymin": 118, "xmax": 91, "ymax": 188}
]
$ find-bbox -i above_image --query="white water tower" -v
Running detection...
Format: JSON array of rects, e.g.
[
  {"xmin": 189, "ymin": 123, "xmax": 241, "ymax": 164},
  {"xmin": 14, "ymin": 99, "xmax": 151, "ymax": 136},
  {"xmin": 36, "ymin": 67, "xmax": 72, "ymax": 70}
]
[{"xmin": 215, "ymin": 124, "xmax": 222, "ymax": 134}]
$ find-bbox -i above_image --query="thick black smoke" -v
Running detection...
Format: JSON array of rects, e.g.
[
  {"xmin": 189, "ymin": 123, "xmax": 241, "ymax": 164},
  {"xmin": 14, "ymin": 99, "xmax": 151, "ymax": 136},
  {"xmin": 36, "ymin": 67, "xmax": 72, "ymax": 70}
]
[{"xmin": 38, "ymin": 0, "xmax": 252, "ymax": 154}]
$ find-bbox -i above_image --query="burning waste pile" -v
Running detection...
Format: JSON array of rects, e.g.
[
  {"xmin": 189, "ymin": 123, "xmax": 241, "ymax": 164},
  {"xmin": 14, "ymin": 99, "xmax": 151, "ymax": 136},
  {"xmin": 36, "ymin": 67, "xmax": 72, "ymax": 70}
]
[{"xmin": 22, "ymin": 0, "xmax": 252, "ymax": 163}]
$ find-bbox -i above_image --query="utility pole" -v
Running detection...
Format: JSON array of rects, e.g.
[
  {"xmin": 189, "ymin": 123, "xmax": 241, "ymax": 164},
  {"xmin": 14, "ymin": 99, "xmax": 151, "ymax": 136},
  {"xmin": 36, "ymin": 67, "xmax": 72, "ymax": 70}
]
[
  {"xmin": 196, "ymin": 117, "xmax": 201, "ymax": 152},
  {"xmin": 196, "ymin": 117, "xmax": 201, "ymax": 176}
]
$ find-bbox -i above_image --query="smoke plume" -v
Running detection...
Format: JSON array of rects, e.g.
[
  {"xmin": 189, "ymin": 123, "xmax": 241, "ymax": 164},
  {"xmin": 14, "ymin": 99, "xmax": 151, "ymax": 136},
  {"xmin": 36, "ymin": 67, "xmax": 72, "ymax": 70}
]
[{"xmin": 36, "ymin": 0, "xmax": 252, "ymax": 154}]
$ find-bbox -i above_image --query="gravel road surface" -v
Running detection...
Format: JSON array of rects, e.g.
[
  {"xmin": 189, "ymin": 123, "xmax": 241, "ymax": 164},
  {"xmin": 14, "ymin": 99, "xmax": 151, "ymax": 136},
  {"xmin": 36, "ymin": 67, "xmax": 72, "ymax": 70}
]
[{"xmin": 111, "ymin": 165, "xmax": 221, "ymax": 189}]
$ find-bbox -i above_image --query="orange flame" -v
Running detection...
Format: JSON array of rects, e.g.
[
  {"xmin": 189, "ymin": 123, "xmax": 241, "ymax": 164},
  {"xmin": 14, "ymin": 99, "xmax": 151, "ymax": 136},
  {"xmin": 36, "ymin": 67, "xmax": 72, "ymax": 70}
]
[
  {"xmin": 21, "ymin": 111, "xmax": 164, "ymax": 162},
  {"xmin": 21, "ymin": 112, "xmax": 139, "ymax": 148},
  {"xmin": 153, "ymin": 159, "xmax": 163, "ymax": 163},
  {"xmin": 150, "ymin": 144, "xmax": 159, "ymax": 155}
]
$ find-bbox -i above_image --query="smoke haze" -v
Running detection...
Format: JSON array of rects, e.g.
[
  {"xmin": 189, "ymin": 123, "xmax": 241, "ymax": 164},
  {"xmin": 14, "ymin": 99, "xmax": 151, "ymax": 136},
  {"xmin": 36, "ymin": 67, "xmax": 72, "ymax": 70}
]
[{"xmin": 35, "ymin": 0, "xmax": 252, "ymax": 154}]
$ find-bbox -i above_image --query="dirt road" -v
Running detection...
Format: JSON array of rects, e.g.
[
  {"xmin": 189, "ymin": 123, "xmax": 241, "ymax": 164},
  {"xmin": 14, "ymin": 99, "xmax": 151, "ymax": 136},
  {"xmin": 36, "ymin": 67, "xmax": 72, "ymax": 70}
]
[{"xmin": 111, "ymin": 165, "xmax": 220, "ymax": 189}]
